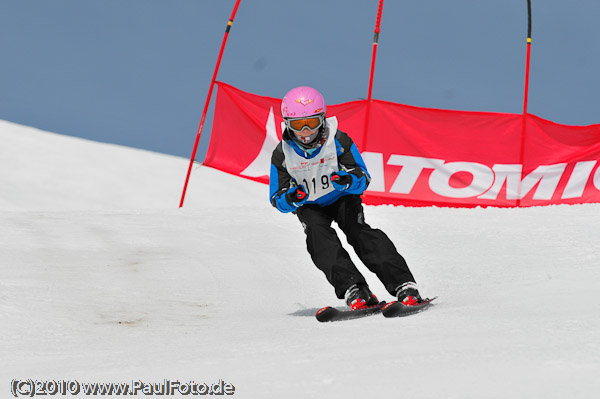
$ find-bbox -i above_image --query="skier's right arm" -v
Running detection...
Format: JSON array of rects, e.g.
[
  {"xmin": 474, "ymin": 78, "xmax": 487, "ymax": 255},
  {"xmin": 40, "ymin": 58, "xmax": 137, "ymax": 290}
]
[{"xmin": 270, "ymin": 144, "xmax": 307, "ymax": 213}]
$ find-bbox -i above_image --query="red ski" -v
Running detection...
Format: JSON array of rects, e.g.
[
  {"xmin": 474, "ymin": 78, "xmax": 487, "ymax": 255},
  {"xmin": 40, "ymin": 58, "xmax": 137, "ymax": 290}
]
[
  {"xmin": 381, "ymin": 297, "xmax": 437, "ymax": 318},
  {"xmin": 315, "ymin": 302, "xmax": 385, "ymax": 322}
]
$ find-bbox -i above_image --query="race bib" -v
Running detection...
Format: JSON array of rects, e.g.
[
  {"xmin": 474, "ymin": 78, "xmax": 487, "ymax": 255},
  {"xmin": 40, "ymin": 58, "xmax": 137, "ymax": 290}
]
[{"xmin": 282, "ymin": 117, "xmax": 339, "ymax": 201}]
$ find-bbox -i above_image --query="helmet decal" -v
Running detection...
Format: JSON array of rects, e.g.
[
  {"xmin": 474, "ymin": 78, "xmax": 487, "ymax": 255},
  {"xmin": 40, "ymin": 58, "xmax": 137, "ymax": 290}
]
[{"xmin": 296, "ymin": 98, "xmax": 314, "ymax": 106}]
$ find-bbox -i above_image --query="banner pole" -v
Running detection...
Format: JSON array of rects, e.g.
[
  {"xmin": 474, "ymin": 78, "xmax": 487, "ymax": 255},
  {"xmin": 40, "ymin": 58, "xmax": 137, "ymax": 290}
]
[
  {"xmin": 179, "ymin": 0, "xmax": 242, "ymax": 208},
  {"xmin": 522, "ymin": 0, "xmax": 532, "ymax": 115},
  {"xmin": 518, "ymin": 0, "xmax": 532, "ymax": 206},
  {"xmin": 367, "ymin": 0, "xmax": 384, "ymax": 102},
  {"xmin": 363, "ymin": 0, "xmax": 384, "ymax": 150}
]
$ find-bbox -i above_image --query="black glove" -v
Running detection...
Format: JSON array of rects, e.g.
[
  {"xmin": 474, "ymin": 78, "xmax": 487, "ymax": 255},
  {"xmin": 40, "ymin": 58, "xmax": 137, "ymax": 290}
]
[
  {"xmin": 285, "ymin": 185, "xmax": 307, "ymax": 204},
  {"xmin": 273, "ymin": 185, "xmax": 308, "ymax": 213},
  {"xmin": 331, "ymin": 171, "xmax": 353, "ymax": 190}
]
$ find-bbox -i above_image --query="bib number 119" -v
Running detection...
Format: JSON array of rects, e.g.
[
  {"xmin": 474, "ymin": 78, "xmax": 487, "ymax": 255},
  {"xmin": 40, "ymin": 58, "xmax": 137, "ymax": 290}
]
[{"xmin": 302, "ymin": 175, "xmax": 330, "ymax": 195}]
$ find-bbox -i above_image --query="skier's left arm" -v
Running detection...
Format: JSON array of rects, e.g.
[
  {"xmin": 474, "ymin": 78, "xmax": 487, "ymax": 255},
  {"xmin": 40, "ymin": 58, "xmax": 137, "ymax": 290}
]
[
  {"xmin": 269, "ymin": 143, "xmax": 308, "ymax": 213},
  {"xmin": 330, "ymin": 131, "xmax": 371, "ymax": 195}
]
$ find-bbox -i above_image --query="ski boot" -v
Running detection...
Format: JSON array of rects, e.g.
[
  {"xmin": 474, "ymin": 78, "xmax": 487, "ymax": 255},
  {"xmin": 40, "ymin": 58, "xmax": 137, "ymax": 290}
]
[
  {"xmin": 395, "ymin": 282, "xmax": 423, "ymax": 306},
  {"xmin": 381, "ymin": 282, "xmax": 436, "ymax": 318},
  {"xmin": 344, "ymin": 283, "xmax": 379, "ymax": 310}
]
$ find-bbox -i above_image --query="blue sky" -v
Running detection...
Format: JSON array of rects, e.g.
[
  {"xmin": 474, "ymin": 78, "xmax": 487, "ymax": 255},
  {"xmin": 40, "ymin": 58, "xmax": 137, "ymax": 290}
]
[{"xmin": 1, "ymin": 0, "xmax": 599, "ymax": 160}]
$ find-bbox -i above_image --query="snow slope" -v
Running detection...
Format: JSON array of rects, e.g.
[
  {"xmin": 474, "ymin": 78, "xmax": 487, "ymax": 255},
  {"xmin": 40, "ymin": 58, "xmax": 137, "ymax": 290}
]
[{"xmin": 1, "ymin": 119, "xmax": 599, "ymax": 398}]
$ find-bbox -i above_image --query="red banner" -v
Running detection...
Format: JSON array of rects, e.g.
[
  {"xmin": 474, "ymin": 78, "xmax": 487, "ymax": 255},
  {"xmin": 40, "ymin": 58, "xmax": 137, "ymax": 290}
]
[{"xmin": 205, "ymin": 82, "xmax": 600, "ymax": 207}]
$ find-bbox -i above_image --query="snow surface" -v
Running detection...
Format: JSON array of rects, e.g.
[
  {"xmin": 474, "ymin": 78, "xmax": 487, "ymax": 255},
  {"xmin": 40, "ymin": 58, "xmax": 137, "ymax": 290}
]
[{"xmin": 1, "ymin": 119, "xmax": 599, "ymax": 398}]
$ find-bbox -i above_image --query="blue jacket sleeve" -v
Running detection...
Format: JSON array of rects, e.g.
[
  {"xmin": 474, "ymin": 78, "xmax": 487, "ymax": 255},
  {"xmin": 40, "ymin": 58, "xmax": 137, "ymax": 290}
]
[
  {"xmin": 335, "ymin": 131, "xmax": 371, "ymax": 194},
  {"xmin": 345, "ymin": 171, "xmax": 369, "ymax": 194},
  {"xmin": 270, "ymin": 143, "xmax": 297, "ymax": 213}
]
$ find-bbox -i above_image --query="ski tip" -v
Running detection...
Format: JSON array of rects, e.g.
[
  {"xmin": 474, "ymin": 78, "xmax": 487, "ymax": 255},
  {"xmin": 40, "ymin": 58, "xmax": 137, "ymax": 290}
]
[
  {"xmin": 316, "ymin": 306, "xmax": 332, "ymax": 316},
  {"xmin": 315, "ymin": 306, "xmax": 335, "ymax": 322}
]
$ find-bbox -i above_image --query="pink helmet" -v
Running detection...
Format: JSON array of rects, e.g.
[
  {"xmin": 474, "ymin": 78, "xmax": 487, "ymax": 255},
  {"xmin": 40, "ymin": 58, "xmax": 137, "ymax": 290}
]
[{"xmin": 281, "ymin": 86, "xmax": 326, "ymax": 118}]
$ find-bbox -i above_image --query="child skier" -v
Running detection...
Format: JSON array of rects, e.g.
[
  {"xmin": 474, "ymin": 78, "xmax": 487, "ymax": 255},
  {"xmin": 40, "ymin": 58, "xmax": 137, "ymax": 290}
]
[{"xmin": 270, "ymin": 86, "xmax": 424, "ymax": 310}]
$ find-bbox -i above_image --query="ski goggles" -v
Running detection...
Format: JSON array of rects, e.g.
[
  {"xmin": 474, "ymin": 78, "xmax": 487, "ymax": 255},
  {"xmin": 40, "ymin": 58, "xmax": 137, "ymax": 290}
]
[{"xmin": 285, "ymin": 114, "xmax": 325, "ymax": 133}]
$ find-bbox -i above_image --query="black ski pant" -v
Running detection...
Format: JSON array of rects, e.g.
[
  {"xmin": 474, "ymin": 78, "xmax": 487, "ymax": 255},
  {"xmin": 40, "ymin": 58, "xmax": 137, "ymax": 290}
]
[{"xmin": 296, "ymin": 194, "xmax": 415, "ymax": 299}]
